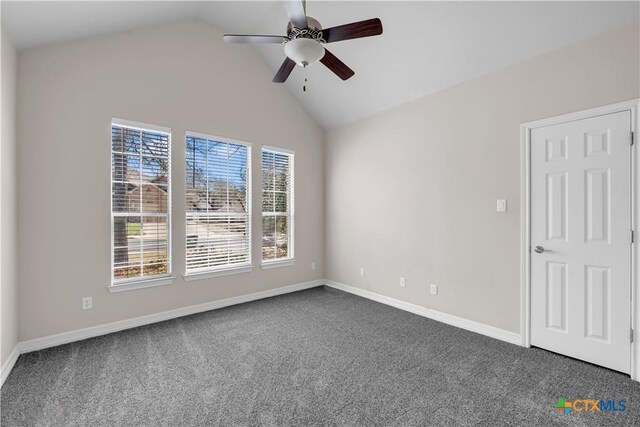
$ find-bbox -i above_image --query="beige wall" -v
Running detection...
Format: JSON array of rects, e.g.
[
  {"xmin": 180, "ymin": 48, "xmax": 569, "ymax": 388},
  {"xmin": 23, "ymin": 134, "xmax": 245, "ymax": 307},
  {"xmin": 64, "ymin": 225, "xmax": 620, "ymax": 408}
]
[
  {"xmin": 325, "ymin": 23, "xmax": 640, "ymax": 333},
  {"xmin": 1, "ymin": 27, "xmax": 18, "ymax": 365},
  {"xmin": 17, "ymin": 21, "xmax": 324, "ymax": 341},
  {"xmin": 10, "ymin": 18, "xmax": 640, "ymax": 343}
]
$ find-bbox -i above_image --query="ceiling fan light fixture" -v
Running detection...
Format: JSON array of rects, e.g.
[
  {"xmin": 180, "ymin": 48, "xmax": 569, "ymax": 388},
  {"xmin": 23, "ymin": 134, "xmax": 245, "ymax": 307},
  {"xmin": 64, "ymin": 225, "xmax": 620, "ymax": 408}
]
[{"xmin": 284, "ymin": 38, "xmax": 325, "ymax": 67}]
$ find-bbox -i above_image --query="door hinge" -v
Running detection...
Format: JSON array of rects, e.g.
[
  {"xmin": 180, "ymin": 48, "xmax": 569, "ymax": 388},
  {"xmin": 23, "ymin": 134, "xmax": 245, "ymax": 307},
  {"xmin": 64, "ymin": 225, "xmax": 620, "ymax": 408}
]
[
  {"xmin": 632, "ymin": 132, "xmax": 635, "ymax": 146},
  {"xmin": 631, "ymin": 329, "xmax": 634, "ymax": 343},
  {"xmin": 632, "ymin": 230, "xmax": 635, "ymax": 244}
]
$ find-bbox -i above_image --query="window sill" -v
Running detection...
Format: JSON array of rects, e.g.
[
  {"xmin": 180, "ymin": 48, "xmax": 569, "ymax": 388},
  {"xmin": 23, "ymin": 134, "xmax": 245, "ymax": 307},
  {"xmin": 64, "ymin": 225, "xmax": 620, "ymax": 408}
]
[
  {"xmin": 261, "ymin": 259, "xmax": 295, "ymax": 270},
  {"xmin": 183, "ymin": 265, "xmax": 253, "ymax": 281},
  {"xmin": 108, "ymin": 276, "xmax": 175, "ymax": 293}
]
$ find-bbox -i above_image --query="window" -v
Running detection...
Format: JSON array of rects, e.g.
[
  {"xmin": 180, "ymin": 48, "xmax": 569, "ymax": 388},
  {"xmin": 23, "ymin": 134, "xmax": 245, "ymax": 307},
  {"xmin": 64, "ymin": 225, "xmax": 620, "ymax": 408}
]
[
  {"xmin": 111, "ymin": 120, "xmax": 171, "ymax": 284},
  {"xmin": 261, "ymin": 147, "xmax": 294, "ymax": 263},
  {"xmin": 185, "ymin": 133, "xmax": 251, "ymax": 274}
]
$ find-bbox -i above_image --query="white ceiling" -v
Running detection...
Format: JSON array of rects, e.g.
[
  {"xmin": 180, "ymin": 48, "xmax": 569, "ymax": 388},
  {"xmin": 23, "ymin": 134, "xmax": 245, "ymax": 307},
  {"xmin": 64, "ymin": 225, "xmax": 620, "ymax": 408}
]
[{"xmin": 2, "ymin": 1, "xmax": 639, "ymax": 129}]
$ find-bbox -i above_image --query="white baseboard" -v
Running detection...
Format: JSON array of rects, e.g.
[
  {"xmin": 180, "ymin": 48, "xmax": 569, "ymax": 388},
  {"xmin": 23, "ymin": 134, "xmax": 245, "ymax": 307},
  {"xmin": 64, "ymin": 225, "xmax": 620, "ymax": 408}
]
[
  {"xmin": 1, "ymin": 345, "xmax": 20, "ymax": 387},
  {"xmin": 0, "ymin": 279, "xmax": 324, "ymax": 387},
  {"xmin": 3, "ymin": 278, "xmax": 522, "ymax": 387},
  {"xmin": 325, "ymin": 280, "xmax": 522, "ymax": 346}
]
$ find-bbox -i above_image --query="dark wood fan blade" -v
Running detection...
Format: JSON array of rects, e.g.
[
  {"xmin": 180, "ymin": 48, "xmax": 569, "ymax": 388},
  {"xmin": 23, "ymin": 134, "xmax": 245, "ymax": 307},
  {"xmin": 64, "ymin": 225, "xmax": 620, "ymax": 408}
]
[
  {"xmin": 283, "ymin": 0, "xmax": 307, "ymax": 28},
  {"xmin": 224, "ymin": 34, "xmax": 288, "ymax": 44},
  {"xmin": 273, "ymin": 57, "xmax": 297, "ymax": 83},
  {"xmin": 322, "ymin": 18, "xmax": 383, "ymax": 43},
  {"xmin": 320, "ymin": 49, "xmax": 354, "ymax": 81}
]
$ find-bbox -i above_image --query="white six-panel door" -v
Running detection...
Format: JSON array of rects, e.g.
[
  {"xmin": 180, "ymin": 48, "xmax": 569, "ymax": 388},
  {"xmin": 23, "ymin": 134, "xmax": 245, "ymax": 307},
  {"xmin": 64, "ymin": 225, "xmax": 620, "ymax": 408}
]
[{"xmin": 530, "ymin": 111, "xmax": 632, "ymax": 373}]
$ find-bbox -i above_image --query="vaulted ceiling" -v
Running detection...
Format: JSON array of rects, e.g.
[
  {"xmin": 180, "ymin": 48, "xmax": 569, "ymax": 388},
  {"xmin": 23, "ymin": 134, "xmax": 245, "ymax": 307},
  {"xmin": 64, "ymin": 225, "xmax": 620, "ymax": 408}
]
[{"xmin": 2, "ymin": 1, "xmax": 638, "ymax": 128}]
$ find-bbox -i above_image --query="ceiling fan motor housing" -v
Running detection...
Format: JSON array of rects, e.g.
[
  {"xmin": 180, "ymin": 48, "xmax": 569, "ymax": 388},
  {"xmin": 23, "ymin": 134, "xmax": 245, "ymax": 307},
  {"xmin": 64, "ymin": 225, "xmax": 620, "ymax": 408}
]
[{"xmin": 286, "ymin": 17, "xmax": 325, "ymax": 43}]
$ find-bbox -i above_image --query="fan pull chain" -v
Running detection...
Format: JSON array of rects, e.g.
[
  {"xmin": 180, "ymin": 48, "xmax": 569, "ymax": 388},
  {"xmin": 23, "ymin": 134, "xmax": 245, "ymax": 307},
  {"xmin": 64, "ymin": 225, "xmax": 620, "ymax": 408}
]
[{"xmin": 303, "ymin": 68, "xmax": 307, "ymax": 92}]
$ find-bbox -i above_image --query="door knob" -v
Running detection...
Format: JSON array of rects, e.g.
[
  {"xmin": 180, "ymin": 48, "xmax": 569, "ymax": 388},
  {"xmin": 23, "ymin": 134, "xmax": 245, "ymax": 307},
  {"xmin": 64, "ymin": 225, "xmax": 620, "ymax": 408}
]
[{"xmin": 534, "ymin": 246, "xmax": 545, "ymax": 254}]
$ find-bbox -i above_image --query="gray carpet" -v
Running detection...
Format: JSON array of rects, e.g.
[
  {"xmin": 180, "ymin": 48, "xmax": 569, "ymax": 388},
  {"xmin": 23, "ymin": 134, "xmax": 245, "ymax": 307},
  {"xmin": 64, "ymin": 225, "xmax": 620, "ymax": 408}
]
[{"xmin": 1, "ymin": 286, "xmax": 639, "ymax": 426}]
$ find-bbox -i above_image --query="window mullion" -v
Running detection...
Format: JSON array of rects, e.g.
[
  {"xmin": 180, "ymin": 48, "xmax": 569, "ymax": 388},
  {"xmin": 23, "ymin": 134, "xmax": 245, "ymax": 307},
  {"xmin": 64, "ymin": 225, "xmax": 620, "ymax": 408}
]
[{"xmin": 139, "ymin": 129, "xmax": 144, "ymax": 277}]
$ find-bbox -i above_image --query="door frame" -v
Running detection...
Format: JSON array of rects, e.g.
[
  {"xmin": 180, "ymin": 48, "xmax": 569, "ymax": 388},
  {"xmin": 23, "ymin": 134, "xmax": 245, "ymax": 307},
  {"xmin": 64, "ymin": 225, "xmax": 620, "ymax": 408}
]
[{"xmin": 520, "ymin": 99, "xmax": 640, "ymax": 380}]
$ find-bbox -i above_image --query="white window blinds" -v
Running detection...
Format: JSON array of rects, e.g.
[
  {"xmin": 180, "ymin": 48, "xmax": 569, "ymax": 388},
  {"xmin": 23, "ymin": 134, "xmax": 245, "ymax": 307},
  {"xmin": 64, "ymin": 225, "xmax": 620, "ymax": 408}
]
[
  {"xmin": 111, "ymin": 120, "xmax": 171, "ymax": 283},
  {"xmin": 261, "ymin": 147, "xmax": 294, "ymax": 263},
  {"xmin": 185, "ymin": 133, "xmax": 251, "ymax": 273}
]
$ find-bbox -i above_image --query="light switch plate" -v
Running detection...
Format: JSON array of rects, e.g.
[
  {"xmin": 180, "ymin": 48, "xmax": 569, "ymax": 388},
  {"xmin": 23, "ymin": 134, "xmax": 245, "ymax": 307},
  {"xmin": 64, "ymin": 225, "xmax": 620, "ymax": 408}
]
[{"xmin": 496, "ymin": 199, "xmax": 507, "ymax": 213}]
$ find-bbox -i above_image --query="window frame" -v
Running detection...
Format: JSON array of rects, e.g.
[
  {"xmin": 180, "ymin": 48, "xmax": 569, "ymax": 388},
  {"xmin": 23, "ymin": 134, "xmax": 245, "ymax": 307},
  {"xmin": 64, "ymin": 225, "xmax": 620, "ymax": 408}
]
[
  {"xmin": 184, "ymin": 131, "xmax": 253, "ymax": 278},
  {"xmin": 261, "ymin": 145, "xmax": 295, "ymax": 267},
  {"xmin": 109, "ymin": 118, "xmax": 173, "ymax": 290}
]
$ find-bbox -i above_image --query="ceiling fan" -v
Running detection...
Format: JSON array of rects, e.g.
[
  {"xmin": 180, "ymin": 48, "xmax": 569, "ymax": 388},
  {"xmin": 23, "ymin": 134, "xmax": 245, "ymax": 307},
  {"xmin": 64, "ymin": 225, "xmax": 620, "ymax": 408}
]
[{"xmin": 223, "ymin": 0, "xmax": 383, "ymax": 83}]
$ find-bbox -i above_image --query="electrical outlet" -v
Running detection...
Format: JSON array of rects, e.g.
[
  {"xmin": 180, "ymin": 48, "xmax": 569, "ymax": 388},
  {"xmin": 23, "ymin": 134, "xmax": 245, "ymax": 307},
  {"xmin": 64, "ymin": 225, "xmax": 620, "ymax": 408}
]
[
  {"xmin": 360, "ymin": 267, "xmax": 365, "ymax": 276},
  {"xmin": 82, "ymin": 297, "xmax": 93, "ymax": 310},
  {"xmin": 430, "ymin": 284, "xmax": 438, "ymax": 295},
  {"xmin": 496, "ymin": 199, "xmax": 507, "ymax": 213},
  {"xmin": 400, "ymin": 277, "xmax": 406, "ymax": 287},
  {"xmin": 311, "ymin": 262, "xmax": 316, "ymax": 271}
]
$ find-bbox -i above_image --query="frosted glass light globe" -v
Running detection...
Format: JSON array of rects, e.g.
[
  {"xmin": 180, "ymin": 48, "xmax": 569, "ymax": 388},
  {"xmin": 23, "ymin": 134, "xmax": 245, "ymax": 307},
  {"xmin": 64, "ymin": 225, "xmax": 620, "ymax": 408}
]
[{"xmin": 284, "ymin": 38, "xmax": 325, "ymax": 67}]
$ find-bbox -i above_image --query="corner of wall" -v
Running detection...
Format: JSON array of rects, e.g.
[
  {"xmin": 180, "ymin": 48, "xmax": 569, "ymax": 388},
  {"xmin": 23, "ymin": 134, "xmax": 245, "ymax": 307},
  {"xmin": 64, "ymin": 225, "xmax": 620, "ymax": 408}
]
[{"xmin": 1, "ymin": 27, "xmax": 20, "ymax": 378}]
